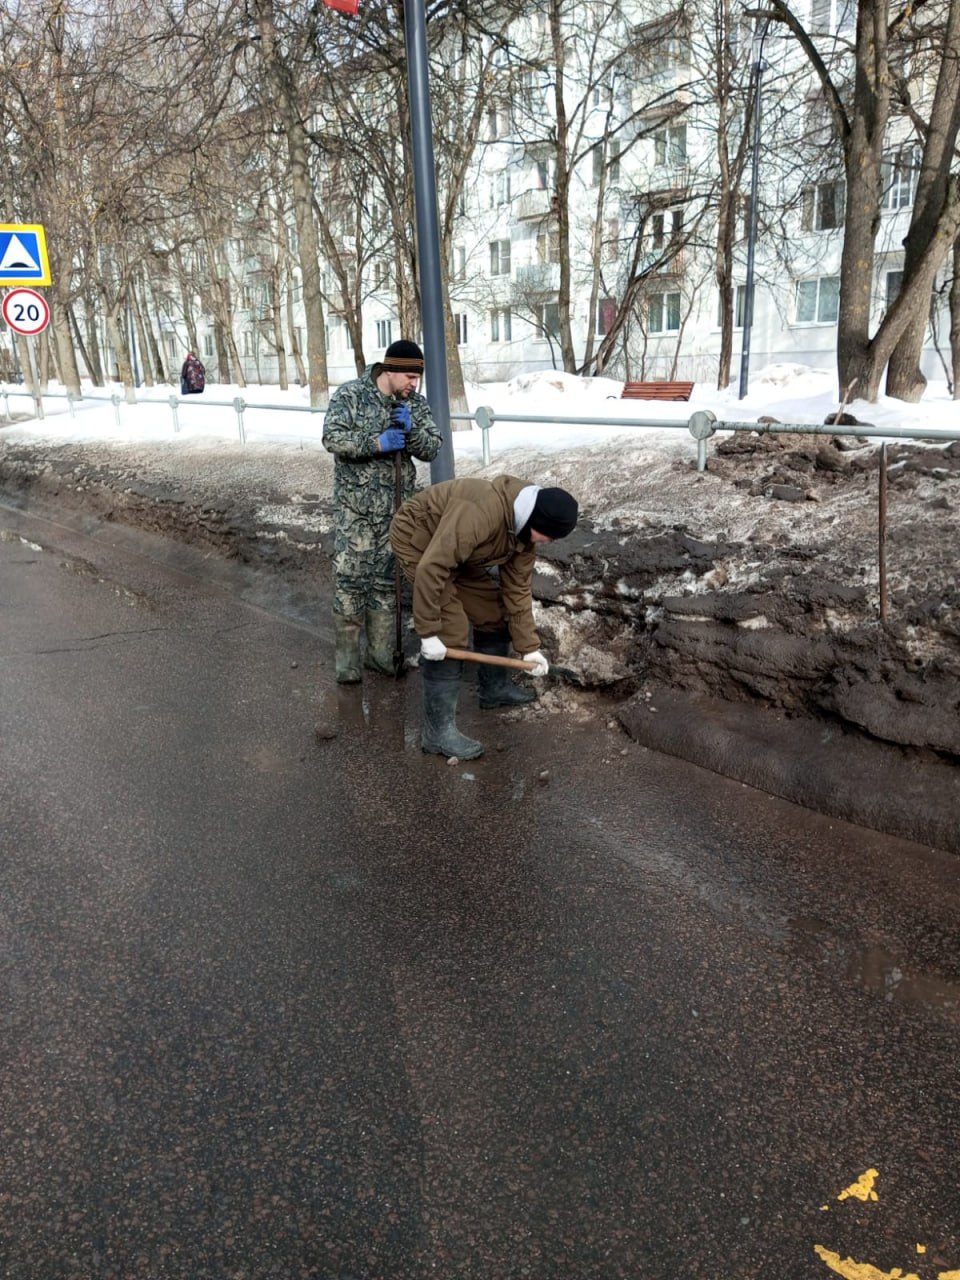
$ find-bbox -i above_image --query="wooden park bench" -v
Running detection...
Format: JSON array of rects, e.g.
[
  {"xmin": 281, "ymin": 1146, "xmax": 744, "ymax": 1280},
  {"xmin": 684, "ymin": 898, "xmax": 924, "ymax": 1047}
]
[{"xmin": 620, "ymin": 381, "xmax": 695, "ymax": 402}]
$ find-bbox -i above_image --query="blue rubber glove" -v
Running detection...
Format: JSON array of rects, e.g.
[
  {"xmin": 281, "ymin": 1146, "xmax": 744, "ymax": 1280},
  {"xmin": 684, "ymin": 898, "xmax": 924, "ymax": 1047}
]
[
  {"xmin": 391, "ymin": 403, "xmax": 412, "ymax": 432},
  {"xmin": 377, "ymin": 428, "xmax": 407, "ymax": 453}
]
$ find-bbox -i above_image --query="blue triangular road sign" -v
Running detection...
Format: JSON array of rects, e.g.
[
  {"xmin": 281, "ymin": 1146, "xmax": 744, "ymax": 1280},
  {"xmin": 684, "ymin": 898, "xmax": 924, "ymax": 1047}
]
[{"xmin": 0, "ymin": 225, "xmax": 51, "ymax": 285}]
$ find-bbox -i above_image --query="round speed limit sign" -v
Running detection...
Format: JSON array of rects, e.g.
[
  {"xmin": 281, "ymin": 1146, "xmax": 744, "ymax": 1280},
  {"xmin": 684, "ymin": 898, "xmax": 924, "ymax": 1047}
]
[{"xmin": 2, "ymin": 287, "xmax": 51, "ymax": 336}]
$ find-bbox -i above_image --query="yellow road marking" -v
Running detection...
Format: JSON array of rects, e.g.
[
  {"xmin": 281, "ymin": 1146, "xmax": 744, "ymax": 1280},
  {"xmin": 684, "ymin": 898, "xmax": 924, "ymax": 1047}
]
[{"xmin": 838, "ymin": 1169, "xmax": 880, "ymax": 1202}]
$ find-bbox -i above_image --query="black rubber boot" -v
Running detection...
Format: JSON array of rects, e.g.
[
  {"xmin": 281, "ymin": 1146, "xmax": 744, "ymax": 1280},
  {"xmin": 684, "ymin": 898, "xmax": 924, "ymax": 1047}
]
[
  {"xmin": 421, "ymin": 660, "xmax": 483, "ymax": 759},
  {"xmin": 334, "ymin": 614, "xmax": 362, "ymax": 684},
  {"xmin": 364, "ymin": 609, "xmax": 399, "ymax": 675},
  {"xmin": 474, "ymin": 629, "xmax": 538, "ymax": 710}
]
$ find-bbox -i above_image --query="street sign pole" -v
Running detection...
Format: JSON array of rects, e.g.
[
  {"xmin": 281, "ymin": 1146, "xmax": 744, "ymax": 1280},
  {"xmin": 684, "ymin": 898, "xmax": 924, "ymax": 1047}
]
[
  {"xmin": 23, "ymin": 338, "xmax": 43, "ymax": 420},
  {"xmin": 403, "ymin": 0, "xmax": 454, "ymax": 483}
]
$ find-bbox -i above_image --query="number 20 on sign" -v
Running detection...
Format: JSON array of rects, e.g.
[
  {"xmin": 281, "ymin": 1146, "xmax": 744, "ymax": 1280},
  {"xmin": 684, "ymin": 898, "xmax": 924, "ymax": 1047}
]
[{"xmin": 2, "ymin": 287, "xmax": 51, "ymax": 336}]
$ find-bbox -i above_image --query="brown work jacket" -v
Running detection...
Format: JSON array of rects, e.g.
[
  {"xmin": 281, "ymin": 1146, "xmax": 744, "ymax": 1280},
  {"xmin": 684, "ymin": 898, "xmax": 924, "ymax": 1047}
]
[{"xmin": 390, "ymin": 474, "xmax": 540, "ymax": 654}]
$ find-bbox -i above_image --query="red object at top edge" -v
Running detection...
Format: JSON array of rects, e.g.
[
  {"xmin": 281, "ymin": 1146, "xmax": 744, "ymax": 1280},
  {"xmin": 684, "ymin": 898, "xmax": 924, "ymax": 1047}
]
[{"xmin": 322, "ymin": 0, "xmax": 359, "ymax": 13}]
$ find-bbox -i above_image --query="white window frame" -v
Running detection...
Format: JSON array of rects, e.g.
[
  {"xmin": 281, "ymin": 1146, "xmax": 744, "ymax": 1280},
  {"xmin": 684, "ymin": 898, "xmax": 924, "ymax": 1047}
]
[
  {"xmin": 794, "ymin": 275, "xmax": 840, "ymax": 324},
  {"xmin": 490, "ymin": 307, "xmax": 513, "ymax": 342},
  {"xmin": 881, "ymin": 148, "xmax": 919, "ymax": 211},
  {"xmin": 654, "ymin": 125, "xmax": 687, "ymax": 168},
  {"xmin": 489, "ymin": 239, "xmax": 512, "ymax": 276},
  {"xmin": 716, "ymin": 285, "xmax": 747, "ymax": 329},
  {"xmin": 648, "ymin": 291, "xmax": 681, "ymax": 333},
  {"xmin": 376, "ymin": 319, "xmax": 393, "ymax": 348},
  {"xmin": 535, "ymin": 301, "xmax": 561, "ymax": 343},
  {"xmin": 802, "ymin": 180, "xmax": 846, "ymax": 231},
  {"xmin": 455, "ymin": 313, "xmax": 468, "ymax": 345}
]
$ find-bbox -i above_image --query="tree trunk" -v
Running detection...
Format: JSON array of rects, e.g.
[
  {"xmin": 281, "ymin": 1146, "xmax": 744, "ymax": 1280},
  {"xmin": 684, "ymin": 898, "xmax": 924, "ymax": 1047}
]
[
  {"xmin": 51, "ymin": 301, "xmax": 82, "ymax": 398},
  {"xmin": 549, "ymin": 0, "xmax": 576, "ymax": 373},
  {"xmin": 255, "ymin": 0, "xmax": 327, "ymax": 406},
  {"xmin": 832, "ymin": 0, "xmax": 889, "ymax": 398},
  {"xmin": 286, "ymin": 288, "xmax": 305, "ymax": 386},
  {"xmin": 886, "ymin": 0, "xmax": 960, "ymax": 399},
  {"xmin": 68, "ymin": 305, "xmax": 95, "ymax": 386},
  {"xmin": 103, "ymin": 299, "xmax": 136, "ymax": 402},
  {"xmin": 950, "ymin": 239, "xmax": 960, "ymax": 397},
  {"xmin": 82, "ymin": 297, "xmax": 104, "ymax": 384},
  {"xmin": 142, "ymin": 279, "xmax": 168, "ymax": 382},
  {"xmin": 215, "ymin": 322, "xmax": 231, "ymax": 384},
  {"xmin": 270, "ymin": 279, "xmax": 289, "ymax": 392},
  {"xmin": 131, "ymin": 287, "xmax": 154, "ymax": 387}
]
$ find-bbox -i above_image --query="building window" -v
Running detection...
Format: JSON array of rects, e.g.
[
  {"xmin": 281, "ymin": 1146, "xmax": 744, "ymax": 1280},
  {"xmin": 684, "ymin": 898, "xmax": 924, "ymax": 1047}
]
[
  {"xmin": 654, "ymin": 125, "xmax": 687, "ymax": 168},
  {"xmin": 651, "ymin": 209, "xmax": 684, "ymax": 250},
  {"xmin": 496, "ymin": 171, "xmax": 512, "ymax": 204},
  {"xmin": 802, "ymin": 180, "xmax": 845, "ymax": 231},
  {"xmin": 592, "ymin": 143, "xmax": 604, "ymax": 186},
  {"xmin": 535, "ymin": 302, "xmax": 561, "ymax": 342},
  {"xmin": 603, "ymin": 218, "xmax": 619, "ymax": 263},
  {"xmin": 455, "ymin": 313, "xmax": 468, "ymax": 345},
  {"xmin": 609, "ymin": 138, "xmax": 621, "ymax": 183},
  {"xmin": 489, "ymin": 239, "xmax": 512, "ymax": 276},
  {"xmin": 884, "ymin": 270, "xmax": 903, "ymax": 310},
  {"xmin": 717, "ymin": 285, "xmax": 747, "ymax": 328},
  {"xmin": 243, "ymin": 330, "xmax": 255, "ymax": 356},
  {"xmin": 596, "ymin": 297, "xmax": 617, "ymax": 336},
  {"xmin": 486, "ymin": 105, "xmax": 510, "ymax": 140},
  {"xmin": 373, "ymin": 261, "xmax": 387, "ymax": 288},
  {"xmin": 882, "ymin": 148, "xmax": 918, "ymax": 210},
  {"xmin": 811, "ymin": 0, "xmax": 855, "ymax": 35},
  {"xmin": 451, "ymin": 245, "xmax": 466, "ymax": 282},
  {"xmin": 795, "ymin": 275, "xmax": 840, "ymax": 323},
  {"xmin": 203, "ymin": 334, "xmax": 214, "ymax": 357},
  {"xmin": 536, "ymin": 229, "xmax": 561, "ymax": 264},
  {"xmin": 165, "ymin": 335, "xmax": 176, "ymax": 357},
  {"xmin": 648, "ymin": 291, "xmax": 681, "ymax": 333},
  {"xmin": 376, "ymin": 319, "xmax": 392, "ymax": 348},
  {"xmin": 490, "ymin": 308, "xmax": 513, "ymax": 342}
]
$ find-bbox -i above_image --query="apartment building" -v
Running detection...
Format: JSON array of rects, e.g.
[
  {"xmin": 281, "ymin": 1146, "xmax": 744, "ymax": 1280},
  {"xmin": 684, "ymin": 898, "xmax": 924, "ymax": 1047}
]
[{"xmin": 209, "ymin": 0, "xmax": 938, "ymax": 392}]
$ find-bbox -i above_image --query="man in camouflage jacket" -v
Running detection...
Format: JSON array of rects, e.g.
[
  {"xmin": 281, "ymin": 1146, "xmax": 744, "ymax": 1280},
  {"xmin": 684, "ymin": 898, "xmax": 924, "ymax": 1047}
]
[{"xmin": 322, "ymin": 339, "xmax": 442, "ymax": 682}]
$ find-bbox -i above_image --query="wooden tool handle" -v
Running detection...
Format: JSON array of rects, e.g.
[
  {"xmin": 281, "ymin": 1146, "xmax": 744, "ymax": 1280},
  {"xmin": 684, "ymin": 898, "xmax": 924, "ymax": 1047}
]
[{"xmin": 444, "ymin": 646, "xmax": 536, "ymax": 673}]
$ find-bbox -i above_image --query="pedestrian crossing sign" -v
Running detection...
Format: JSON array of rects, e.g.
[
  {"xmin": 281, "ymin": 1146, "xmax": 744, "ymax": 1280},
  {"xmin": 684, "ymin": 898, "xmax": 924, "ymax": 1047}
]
[{"xmin": 0, "ymin": 224, "xmax": 51, "ymax": 286}]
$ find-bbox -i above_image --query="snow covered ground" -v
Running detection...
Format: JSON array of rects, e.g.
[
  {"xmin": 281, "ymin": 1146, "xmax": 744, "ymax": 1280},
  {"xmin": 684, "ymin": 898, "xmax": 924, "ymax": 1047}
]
[{"xmin": 3, "ymin": 363, "xmax": 959, "ymax": 463}]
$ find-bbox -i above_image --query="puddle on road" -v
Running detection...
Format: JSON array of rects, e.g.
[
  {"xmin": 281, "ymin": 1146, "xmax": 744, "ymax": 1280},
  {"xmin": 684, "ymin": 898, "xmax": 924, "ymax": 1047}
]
[{"xmin": 789, "ymin": 913, "xmax": 960, "ymax": 1024}]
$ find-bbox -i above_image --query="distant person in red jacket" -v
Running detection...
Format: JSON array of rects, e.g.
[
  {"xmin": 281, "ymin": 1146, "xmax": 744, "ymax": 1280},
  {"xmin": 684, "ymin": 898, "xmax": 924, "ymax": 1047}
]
[{"xmin": 180, "ymin": 352, "xmax": 205, "ymax": 395}]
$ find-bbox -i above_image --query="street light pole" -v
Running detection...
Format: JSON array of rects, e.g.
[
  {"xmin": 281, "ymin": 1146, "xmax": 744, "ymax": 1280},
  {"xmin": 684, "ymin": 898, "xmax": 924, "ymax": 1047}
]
[
  {"xmin": 403, "ymin": 0, "xmax": 454, "ymax": 483},
  {"xmin": 738, "ymin": 16, "xmax": 771, "ymax": 400}
]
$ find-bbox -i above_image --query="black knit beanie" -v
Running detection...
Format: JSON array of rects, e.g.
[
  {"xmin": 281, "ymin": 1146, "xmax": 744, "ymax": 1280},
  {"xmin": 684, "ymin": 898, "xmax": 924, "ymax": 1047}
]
[
  {"xmin": 529, "ymin": 487, "xmax": 579, "ymax": 540},
  {"xmin": 382, "ymin": 339, "xmax": 425, "ymax": 374}
]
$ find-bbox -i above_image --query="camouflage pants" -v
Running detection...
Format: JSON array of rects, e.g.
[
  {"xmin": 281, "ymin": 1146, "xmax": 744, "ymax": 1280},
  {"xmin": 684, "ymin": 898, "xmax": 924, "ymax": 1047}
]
[{"xmin": 333, "ymin": 511, "xmax": 395, "ymax": 616}]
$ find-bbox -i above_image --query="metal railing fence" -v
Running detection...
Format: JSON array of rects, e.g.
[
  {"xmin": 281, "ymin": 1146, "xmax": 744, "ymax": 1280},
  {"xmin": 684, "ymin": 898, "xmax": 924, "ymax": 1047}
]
[{"xmin": 2, "ymin": 385, "xmax": 959, "ymax": 469}]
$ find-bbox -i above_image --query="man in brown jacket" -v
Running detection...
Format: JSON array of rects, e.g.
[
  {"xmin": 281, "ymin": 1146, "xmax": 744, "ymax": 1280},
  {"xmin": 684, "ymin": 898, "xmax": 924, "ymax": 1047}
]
[{"xmin": 390, "ymin": 474, "xmax": 578, "ymax": 759}]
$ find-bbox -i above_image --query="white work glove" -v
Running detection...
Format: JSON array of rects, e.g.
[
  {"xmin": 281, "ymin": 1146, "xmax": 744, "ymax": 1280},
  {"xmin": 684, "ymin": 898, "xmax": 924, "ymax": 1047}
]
[
  {"xmin": 521, "ymin": 650, "xmax": 549, "ymax": 677},
  {"xmin": 420, "ymin": 635, "xmax": 447, "ymax": 662}
]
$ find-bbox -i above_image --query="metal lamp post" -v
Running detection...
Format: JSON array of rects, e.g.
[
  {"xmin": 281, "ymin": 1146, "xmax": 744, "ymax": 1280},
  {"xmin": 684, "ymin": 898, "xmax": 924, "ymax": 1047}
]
[
  {"xmin": 738, "ymin": 14, "xmax": 772, "ymax": 400},
  {"xmin": 403, "ymin": 0, "xmax": 454, "ymax": 482}
]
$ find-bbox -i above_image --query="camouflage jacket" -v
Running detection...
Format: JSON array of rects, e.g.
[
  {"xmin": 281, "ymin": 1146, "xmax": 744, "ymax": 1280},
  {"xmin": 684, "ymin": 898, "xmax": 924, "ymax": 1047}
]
[{"xmin": 322, "ymin": 369, "xmax": 442, "ymax": 524}]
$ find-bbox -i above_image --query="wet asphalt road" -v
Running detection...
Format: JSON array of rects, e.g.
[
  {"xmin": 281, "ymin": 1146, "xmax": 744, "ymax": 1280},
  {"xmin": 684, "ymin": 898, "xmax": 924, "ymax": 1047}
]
[{"xmin": 1, "ymin": 503, "xmax": 958, "ymax": 1280}]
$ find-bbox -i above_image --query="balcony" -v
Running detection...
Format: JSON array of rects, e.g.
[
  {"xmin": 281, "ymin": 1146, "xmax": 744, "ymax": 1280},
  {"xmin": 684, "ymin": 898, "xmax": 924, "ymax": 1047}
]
[
  {"xmin": 515, "ymin": 262, "xmax": 561, "ymax": 292},
  {"xmin": 514, "ymin": 189, "xmax": 553, "ymax": 221}
]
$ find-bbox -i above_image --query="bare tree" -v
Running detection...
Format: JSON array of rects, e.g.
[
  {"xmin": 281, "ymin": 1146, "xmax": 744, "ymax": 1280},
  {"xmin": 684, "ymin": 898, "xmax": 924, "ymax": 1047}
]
[{"xmin": 766, "ymin": 0, "xmax": 960, "ymax": 400}]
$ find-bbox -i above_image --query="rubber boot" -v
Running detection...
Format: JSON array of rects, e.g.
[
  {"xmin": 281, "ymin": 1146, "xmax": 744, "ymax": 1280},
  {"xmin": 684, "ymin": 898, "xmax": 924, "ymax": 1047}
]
[
  {"xmin": 334, "ymin": 614, "xmax": 362, "ymax": 684},
  {"xmin": 364, "ymin": 609, "xmax": 399, "ymax": 675},
  {"xmin": 421, "ymin": 660, "xmax": 483, "ymax": 759},
  {"xmin": 474, "ymin": 629, "xmax": 538, "ymax": 710}
]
